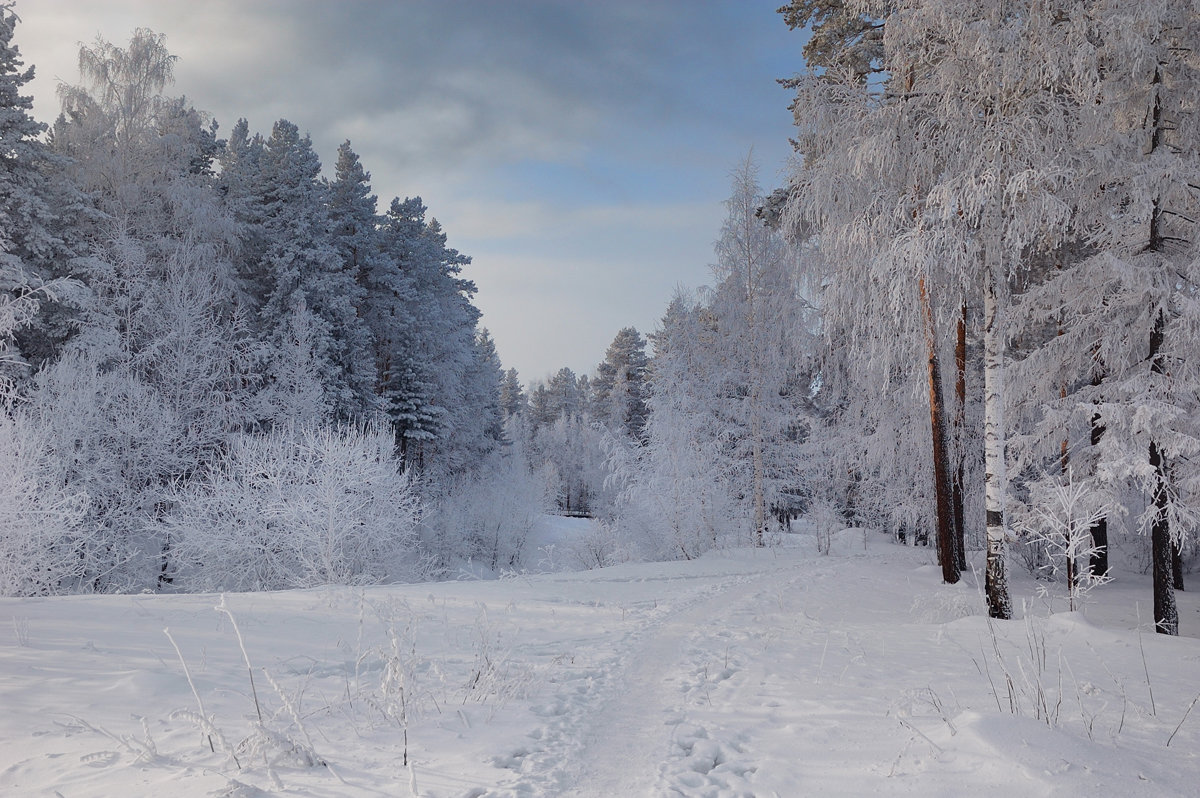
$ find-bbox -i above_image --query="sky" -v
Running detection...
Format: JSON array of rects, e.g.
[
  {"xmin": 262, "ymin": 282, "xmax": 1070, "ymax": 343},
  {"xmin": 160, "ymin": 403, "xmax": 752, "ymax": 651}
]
[{"xmin": 16, "ymin": 0, "xmax": 805, "ymax": 383}]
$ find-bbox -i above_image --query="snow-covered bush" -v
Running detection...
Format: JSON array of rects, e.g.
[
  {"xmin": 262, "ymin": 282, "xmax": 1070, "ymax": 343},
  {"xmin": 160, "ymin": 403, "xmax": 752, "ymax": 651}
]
[
  {"xmin": 422, "ymin": 448, "xmax": 550, "ymax": 576},
  {"xmin": 0, "ymin": 411, "xmax": 92, "ymax": 596},
  {"xmin": 567, "ymin": 517, "xmax": 635, "ymax": 569},
  {"xmin": 807, "ymin": 499, "xmax": 842, "ymax": 556},
  {"xmin": 164, "ymin": 423, "xmax": 422, "ymax": 591}
]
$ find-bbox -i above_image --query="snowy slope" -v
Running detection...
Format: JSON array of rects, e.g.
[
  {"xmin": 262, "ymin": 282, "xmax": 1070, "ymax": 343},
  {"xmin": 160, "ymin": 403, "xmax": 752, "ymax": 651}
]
[{"xmin": 2, "ymin": 528, "xmax": 1198, "ymax": 797}]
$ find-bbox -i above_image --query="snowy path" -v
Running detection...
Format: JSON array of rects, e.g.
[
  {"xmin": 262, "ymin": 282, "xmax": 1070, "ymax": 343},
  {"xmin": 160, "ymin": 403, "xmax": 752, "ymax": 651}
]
[
  {"xmin": 476, "ymin": 543, "xmax": 934, "ymax": 797},
  {"xmin": 469, "ymin": 558, "xmax": 797, "ymax": 796},
  {"xmin": 569, "ymin": 566, "xmax": 798, "ymax": 796},
  {"xmin": 3, "ymin": 532, "xmax": 1199, "ymax": 797}
]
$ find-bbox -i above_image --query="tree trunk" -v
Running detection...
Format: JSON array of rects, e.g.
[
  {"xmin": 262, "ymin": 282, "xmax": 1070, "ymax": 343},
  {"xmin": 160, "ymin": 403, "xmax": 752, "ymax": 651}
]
[
  {"xmin": 744, "ymin": 206, "xmax": 767, "ymax": 548},
  {"xmin": 920, "ymin": 277, "xmax": 959, "ymax": 584},
  {"xmin": 1143, "ymin": 59, "xmax": 1178, "ymax": 626},
  {"xmin": 953, "ymin": 304, "xmax": 967, "ymax": 571},
  {"xmin": 1089, "ymin": 515, "xmax": 1109, "ymax": 578},
  {"xmin": 750, "ymin": 395, "xmax": 767, "ymax": 547},
  {"xmin": 1089, "ymin": 370, "xmax": 1109, "ymax": 577},
  {"xmin": 1149, "ymin": 308, "xmax": 1178, "ymax": 635},
  {"xmin": 983, "ymin": 271, "xmax": 1012, "ymax": 620},
  {"xmin": 1151, "ymin": 441, "xmax": 1179, "ymax": 635}
]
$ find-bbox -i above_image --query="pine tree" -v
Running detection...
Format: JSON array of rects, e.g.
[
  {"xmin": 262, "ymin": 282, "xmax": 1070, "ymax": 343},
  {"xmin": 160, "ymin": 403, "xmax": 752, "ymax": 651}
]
[
  {"xmin": 251, "ymin": 119, "xmax": 374, "ymax": 422},
  {"xmin": 591, "ymin": 327, "xmax": 649, "ymax": 442},
  {"xmin": 377, "ymin": 197, "xmax": 453, "ymax": 464},
  {"xmin": 499, "ymin": 367, "xmax": 526, "ymax": 422},
  {"xmin": 0, "ymin": 3, "xmax": 66, "ymax": 390},
  {"xmin": 325, "ymin": 140, "xmax": 383, "ymax": 413}
]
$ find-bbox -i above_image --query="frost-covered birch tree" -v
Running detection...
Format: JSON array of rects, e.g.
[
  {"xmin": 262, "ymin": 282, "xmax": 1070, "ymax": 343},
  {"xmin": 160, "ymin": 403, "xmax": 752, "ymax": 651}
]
[
  {"xmin": 634, "ymin": 291, "xmax": 740, "ymax": 558},
  {"xmin": 711, "ymin": 156, "xmax": 809, "ymax": 546}
]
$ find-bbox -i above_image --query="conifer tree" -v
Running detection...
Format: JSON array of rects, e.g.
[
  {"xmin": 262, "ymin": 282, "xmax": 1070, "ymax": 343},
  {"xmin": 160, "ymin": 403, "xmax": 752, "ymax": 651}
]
[
  {"xmin": 499, "ymin": 367, "xmax": 526, "ymax": 423},
  {"xmin": 591, "ymin": 326, "xmax": 649, "ymax": 442},
  {"xmin": 325, "ymin": 140, "xmax": 383, "ymax": 413},
  {"xmin": 0, "ymin": 3, "xmax": 66, "ymax": 388},
  {"xmin": 253, "ymin": 120, "xmax": 373, "ymax": 422}
]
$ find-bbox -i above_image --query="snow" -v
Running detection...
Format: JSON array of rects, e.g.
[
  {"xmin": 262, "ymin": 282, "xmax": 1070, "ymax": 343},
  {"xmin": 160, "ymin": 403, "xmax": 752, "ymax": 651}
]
[{"xmin": 2, "ymin": 526, "xmax": 1199, "ymax": 797}]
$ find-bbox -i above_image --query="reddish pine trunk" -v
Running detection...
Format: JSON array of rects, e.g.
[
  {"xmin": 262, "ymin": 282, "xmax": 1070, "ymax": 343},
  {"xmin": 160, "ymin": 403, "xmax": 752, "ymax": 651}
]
[
  {"xmin": 952, "ymin": 306, "xmax": 967, "ymax": 571},
  {"xmin": 920, "ymin": 278, "xmax": 959, "ymax": 584}
]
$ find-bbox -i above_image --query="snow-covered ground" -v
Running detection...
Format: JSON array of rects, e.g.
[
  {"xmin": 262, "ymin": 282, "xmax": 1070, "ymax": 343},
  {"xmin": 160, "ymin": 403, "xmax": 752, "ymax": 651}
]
[{"xmin": 2, "ymin": 525, "xmax": 1198, "ymax": 797}]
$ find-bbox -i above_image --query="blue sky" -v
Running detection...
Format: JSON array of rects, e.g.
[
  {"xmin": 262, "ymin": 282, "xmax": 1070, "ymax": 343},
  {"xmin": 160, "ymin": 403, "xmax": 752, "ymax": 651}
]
[{"xmin": 19, "ymin": 0, "xmax": 806, "ymax": 383}]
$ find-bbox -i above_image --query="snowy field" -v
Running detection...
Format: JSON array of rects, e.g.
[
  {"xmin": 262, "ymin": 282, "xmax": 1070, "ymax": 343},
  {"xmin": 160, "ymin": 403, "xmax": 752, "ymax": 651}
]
[{"xmin": 2, "ymin": 523, "xmax": 1199, "ymax": 797}]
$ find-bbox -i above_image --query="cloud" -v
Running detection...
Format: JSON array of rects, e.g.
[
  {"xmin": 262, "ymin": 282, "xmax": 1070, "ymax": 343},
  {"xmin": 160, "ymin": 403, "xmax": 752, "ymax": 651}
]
[
  {"xmin": 20, "ymin": 0, "xmax": 799, "ymax": 200},
  {"xmin": 15, "ymin": 0, "xmax": 802, "ymax": 380},
  {"xmin": 444, "ymin": 197, "xmax": 717, "ymax": 242}
]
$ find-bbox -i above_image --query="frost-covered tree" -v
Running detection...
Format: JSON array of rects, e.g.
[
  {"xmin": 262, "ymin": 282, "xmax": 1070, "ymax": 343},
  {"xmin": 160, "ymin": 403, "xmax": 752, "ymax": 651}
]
[
  {"xmin": 775, "ymin": 37, "xmax": 971, "ymax": 576},
  {"xmin": 251, "ymin": 119, "xmax": 374, "ymax": 421},
  {"xmin": 617, "ymin": 291, "xmax": 739, "ymax": 559},
  {"xmin": 882, "ymin": 1, "xmax": 1087, "ymax": 618},
  {"xmin": 325, "ymin": 140, "xmax": 383, "ymax": 411},
  {"xmin": 37, "ymin": 29, "xmax": 256, "ymax": 588},
  {"xmin": 777, "ymin": 1, "xmax": 889, "ymax": 82},
  {"xmin": 591, "ymin": 326, "xmax": 649, "ymax": 442},
  {"xmin": 525, "ymin": 366, "xmax": 609, "ymax": 516},
  {"xmin": 1003, "ymin": 1, "xmax": 1200, "ymax": 635},
  {"xmin": 778, "ymin": 0, "xmax": 1106, "ymax": 617},
  {"xmin": 375, "ymin": 196, "xmax": 486, "ymax": 478},
  {"xmin": 778, "ymin": 0, "xmax": 1200, "ymax": 630},
  {"xmin": 499, "ymin": 367, "xmax": 526, "ymax": 423},
  {"xmin": 711, "ymin": 156, "xmax": 810, "ymax": 545},
  {"xmin": 256, "ymin": 297, "xmax": 330, "ymax": 427},
  {"xmin": 0, "ymin": 8, "xmax": 518, "ymax": 595},
  {"xmin": 433, "ymin": 327, "xmax": 504, "ymax": 476},
  {"xmin": 0, "ymin": 3, "xmax": 70, "ymax": 386}
]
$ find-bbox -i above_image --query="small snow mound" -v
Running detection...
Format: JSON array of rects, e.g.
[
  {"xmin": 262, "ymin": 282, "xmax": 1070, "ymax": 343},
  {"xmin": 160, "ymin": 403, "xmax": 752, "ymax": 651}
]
[
  {"xmin": 214, "ymin": 781, "xmax": 274, "ymax": 798},
  {"xmin": 911, "ymin": 586, "xmax": 983, "ymax": 623}
]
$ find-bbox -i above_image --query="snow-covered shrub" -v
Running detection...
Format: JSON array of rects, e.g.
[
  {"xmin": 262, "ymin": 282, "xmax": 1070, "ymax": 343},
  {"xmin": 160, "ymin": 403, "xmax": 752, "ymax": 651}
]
[
  {"xmin": 0, "ymin": 411, "xmax": 92, "ymax": 596},
  {"xmin": 605, "ymin": 395, "xmax": 742, "ymax": 562},
  {"xmin": 807, "ymin": 499, "xmax": 842, "ymax": 556},
  {"xmin": 911, "ymin": 586, "xmax": 981, "ymax": 623},
  {"xmin": 567, "ymin": 517, "xmax": 634, "ymax": 569},
  {"xmin": 422, "ymin": 448, "xmax": 550, "ymax": 576},
  {"xmin": 164, "ymin": 423, "xmax": 422, "ymax": 591}
]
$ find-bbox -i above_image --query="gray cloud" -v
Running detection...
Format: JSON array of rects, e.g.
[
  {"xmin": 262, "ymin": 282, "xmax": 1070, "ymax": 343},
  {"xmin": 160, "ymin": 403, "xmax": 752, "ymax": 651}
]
[{"xmin": 17, "ymin": 0, "xmax": 803, "ymax": 379}]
